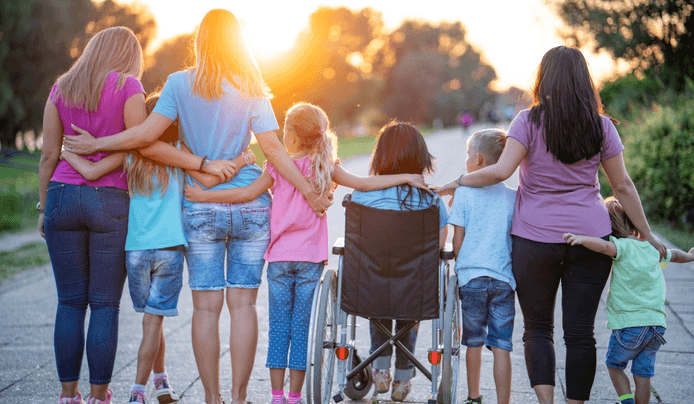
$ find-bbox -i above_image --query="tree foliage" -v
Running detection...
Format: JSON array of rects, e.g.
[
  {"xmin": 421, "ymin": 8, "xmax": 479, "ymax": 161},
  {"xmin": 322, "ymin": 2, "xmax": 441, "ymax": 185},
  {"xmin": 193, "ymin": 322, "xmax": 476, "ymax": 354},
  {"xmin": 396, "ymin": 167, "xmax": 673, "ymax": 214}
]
[
  {"xmin": 141, "ymin": 33, "xmax": 195, "ymax": 93},
  {"xmin": 556, "ymin": 0, "xmax": 694, "ymax": 89}
]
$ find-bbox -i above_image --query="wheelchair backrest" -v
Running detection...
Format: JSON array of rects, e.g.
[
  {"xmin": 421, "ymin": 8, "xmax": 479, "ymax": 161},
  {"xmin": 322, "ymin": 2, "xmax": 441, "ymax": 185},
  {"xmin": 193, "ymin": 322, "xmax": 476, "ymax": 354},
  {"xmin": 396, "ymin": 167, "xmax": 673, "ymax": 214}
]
[{"xmin": 341, "ymin": 196, "xmax": 440, "ymax": 321}]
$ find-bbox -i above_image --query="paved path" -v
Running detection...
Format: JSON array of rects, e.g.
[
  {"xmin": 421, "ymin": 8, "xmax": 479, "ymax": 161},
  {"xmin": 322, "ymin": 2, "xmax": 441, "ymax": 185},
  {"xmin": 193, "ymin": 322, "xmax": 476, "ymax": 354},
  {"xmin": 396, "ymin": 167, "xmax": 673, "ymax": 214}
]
[{"xmin": 1, "ymin": 126, "xmax": 693, "ymax": 403}]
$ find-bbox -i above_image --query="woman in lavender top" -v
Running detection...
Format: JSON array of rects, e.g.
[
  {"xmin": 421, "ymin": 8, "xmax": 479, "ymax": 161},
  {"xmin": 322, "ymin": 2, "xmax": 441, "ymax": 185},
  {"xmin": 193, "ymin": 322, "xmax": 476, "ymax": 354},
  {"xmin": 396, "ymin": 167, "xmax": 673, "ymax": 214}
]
[{"xmin": 437, "ymin": 46, "xmax": 666, "ymax": 404}]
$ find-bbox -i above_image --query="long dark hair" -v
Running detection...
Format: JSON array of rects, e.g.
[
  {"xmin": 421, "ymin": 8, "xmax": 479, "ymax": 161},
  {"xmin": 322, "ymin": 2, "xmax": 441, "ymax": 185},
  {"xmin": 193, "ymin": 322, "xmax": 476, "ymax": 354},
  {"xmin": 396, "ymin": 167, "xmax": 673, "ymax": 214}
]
[
  {"xmin": 529, "ymin": 46, "xmax": 605, "ymax": 164},
  {"xmin": 369, "ymin": 121, "xmax": 435, "ymax": 209}
]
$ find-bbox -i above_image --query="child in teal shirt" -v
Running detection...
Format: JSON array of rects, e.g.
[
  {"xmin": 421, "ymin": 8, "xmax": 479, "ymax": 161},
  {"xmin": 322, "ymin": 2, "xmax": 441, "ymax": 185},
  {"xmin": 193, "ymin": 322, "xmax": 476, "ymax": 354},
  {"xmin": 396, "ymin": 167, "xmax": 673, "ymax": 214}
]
[{"xmin": 563, "ymin": 196, "xmax": 694, "ymax": 404}]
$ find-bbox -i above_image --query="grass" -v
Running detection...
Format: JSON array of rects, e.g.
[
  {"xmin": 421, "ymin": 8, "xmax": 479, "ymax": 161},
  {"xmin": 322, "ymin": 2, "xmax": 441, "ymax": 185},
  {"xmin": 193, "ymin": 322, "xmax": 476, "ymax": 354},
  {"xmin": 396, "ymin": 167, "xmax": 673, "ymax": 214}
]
[
  {"xmin": 0, "ymin": 242, "xmax": 50, "ymax": 282},
  {"xmin": 651, "ymin": 221, "xmax": 694, "ymax": 251}
]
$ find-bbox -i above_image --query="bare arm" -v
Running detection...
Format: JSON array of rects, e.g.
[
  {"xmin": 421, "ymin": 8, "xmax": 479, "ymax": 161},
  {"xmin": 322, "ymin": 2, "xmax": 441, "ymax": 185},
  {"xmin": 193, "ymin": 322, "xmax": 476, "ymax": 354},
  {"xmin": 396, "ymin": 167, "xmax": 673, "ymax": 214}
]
[
  {"xmin": 185, "ymin": 144, "xmax": 255, "ymax": 189},
  {"xmin": 439, "ymin": 225, "xmax": 448, "ymax": 250},
  {"xmin": 60, "ymin": 151, "xmax": 126, "ymax": 181},
  {"xmin": 601, "ymin": 152, "xmax": 667, "ymax": 259},
  {"xmin": 436, "ymin": 138, "xmax": 527, "ymax": 196},
  {"xmin": 669, "ymin": 248, "xmax": 694, "ymax": 264},
  {"xmin": 184, "ymin": 170, "xmax": 273, "ymax": 204},
  {"xmin": 38, "ymin": 99, "xmax": 63, "ymax": 238},
  {"xmin": 332, "ymin": 164, "xmax": 428, "ymax": 191},
  {"xmin": 452, "ymin": 225, "xmax": 465, "ymax": 258},
  {"xmin": 256, "ymin": 130, "xmax": 332, "ymax": 215},
  {"xmin": 563, "ymin": 233, "xmax": 618, "ymax": 258}
]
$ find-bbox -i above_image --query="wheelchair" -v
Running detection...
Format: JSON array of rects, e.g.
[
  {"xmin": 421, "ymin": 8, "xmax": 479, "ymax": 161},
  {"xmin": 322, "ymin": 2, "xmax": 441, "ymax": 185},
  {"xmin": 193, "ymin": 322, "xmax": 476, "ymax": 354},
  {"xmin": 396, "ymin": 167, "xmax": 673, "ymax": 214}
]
[{"xmin": 305, "ymin": 194, "xmax": 461, "ymax": 404}]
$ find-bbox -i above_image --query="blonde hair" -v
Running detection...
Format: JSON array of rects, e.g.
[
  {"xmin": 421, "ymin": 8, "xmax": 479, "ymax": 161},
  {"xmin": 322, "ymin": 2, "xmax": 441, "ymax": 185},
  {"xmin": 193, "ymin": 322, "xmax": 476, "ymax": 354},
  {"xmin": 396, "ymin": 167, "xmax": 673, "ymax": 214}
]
[
  {"xmin": 605, "ymin": 196, "xmax": 638, "ymax": 239},
  {"xmin": 192, "ymin": 9, "xmax": 271, "ymax": 100},
  {"xmin": 55, "ymin": 26, "xmax": 143, "ymax": 111},
  {"xmin": 283, "ymin": 103, "xmax": 337, "ymax": 196},
  {"xmin": 124, "ymin": 94, "xmax": 171, "ymax": 196},
  {"xmin": 468, "ymin": 128, "xmax": 507, "ymax": 164}
]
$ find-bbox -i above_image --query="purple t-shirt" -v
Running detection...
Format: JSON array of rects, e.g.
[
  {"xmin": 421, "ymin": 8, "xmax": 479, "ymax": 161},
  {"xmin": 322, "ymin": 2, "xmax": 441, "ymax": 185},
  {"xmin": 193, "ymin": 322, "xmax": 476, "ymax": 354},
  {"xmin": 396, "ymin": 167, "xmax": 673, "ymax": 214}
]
[
  {"xmin": 508, "ymin": 110, "xmax": 624, "ymax": 243},
  {"xmin": 49, "ymin": 71, "xmax": 145, "ymax": 190}
]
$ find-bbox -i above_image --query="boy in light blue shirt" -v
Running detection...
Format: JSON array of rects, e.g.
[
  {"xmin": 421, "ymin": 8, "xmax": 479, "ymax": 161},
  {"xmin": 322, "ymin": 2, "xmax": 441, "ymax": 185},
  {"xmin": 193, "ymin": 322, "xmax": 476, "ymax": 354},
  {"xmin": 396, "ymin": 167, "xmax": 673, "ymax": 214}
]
[{"xmin": 447, "ymin": 129, "xmax": 516, "ymax": 404}]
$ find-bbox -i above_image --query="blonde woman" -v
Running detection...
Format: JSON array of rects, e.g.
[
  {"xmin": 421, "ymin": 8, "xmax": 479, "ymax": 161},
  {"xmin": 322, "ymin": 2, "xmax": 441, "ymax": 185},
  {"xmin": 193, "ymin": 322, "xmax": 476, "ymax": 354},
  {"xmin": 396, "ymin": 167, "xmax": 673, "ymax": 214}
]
[{"xmin": 64, "ymin": 9, "xmax": 332, "ymax": 404}]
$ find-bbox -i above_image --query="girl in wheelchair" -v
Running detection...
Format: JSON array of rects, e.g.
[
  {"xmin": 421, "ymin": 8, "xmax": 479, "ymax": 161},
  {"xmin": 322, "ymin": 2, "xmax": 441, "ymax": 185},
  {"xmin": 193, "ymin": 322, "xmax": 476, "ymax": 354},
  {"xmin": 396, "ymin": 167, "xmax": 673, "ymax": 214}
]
[
  {"xmin": 184, "ymin": 103, "xmax": 429, "ymax": 404},
  {"xmin": 350, "ymin": 122, "xmax": 449, "ymax": 401}
]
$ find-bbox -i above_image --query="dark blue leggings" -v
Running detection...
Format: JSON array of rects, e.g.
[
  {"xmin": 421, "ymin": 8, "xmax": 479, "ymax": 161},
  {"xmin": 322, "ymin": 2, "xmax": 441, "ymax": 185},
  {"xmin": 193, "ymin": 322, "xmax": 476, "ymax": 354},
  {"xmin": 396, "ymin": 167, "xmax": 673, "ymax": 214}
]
[
  {"xmin": 44, "ymin": 182, "xmax": 129, "ymax": 385},
  {"xmin": 512, "ymin": 235, "xmax": 611, "ymax": 401}
]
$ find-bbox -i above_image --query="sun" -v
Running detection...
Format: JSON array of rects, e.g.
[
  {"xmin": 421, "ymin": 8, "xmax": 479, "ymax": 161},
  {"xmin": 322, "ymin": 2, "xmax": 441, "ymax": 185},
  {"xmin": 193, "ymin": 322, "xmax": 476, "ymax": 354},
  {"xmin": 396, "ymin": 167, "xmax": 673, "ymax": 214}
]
[{"xmin": 244, "ymin": 23, "xmax": 297, "ymax": 60}]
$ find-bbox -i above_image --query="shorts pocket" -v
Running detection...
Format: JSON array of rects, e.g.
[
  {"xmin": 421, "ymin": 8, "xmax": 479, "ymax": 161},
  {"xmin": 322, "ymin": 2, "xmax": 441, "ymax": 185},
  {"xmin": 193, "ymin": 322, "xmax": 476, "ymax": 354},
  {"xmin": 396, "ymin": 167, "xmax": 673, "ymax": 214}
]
[
  {"xmin": 96, "ymin": 187, "xmax": 129, "ymax": 222},
  {"xmin": 45, "ymin": 183, "xmax": 65, "ymax": 220},
  {"xmin": 241, "ymin": 207, "xmax": 269, "ymax": 237},
  {"xmin": 614, "ymin": 326, "xmax": 648, "ymax": 350},
  {"xmin": 184, "ymin": 209, "xmax": 215, "ymax": 238}
]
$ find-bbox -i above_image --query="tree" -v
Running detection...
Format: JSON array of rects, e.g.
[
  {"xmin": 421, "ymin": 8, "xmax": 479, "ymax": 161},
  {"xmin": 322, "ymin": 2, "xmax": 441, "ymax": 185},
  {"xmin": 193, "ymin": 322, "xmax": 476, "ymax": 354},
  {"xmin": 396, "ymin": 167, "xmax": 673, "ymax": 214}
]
[
  {"xmin": 141, "ymin": 33, "xmax": 195, "ymax": 94},
  {"xmin": 376, "ymin": 20, "xmax": 496, "ymax": 126},
  {"xmin": 555, "ymin": 0, "xmax": 694, "ymax": 89}
]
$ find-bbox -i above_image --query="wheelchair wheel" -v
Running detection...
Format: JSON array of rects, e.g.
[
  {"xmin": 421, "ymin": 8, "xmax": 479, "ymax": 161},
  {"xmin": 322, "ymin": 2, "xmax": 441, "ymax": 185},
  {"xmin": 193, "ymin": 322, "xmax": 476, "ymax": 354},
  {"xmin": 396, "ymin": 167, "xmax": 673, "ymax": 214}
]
[
  {"xmin": 312, "ymin": 269, "xmax": 337, "ymax": 404},
  {"xmin": 343, "ymin": 353, "xmax": 373, "ymax": 400},
  {"xmin": 440, "ymin": 273, "xmax": 460, "ymax": 404},
  {"xmin": 305, "ymin": 270, "xmax": 324, "ymax": 404}
]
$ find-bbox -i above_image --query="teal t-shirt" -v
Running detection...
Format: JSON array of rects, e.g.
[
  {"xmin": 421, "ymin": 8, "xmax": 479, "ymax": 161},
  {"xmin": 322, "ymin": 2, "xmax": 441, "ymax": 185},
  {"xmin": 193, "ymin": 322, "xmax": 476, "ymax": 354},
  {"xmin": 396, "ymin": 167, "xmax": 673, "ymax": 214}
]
[
  {"xmin": 606, "ymin": 236, "xmax": 672, "ymax": 330},
  {"xmin": 153, "ymin": 70, "xmax": 278, "ymax": 207},
  {"xmin": 447, "ymin": 183, "xmax": 516, "ymax": 290},
  {"xmin": 124, "ymin": 149, "xmax": 188, "ymax": 251}
]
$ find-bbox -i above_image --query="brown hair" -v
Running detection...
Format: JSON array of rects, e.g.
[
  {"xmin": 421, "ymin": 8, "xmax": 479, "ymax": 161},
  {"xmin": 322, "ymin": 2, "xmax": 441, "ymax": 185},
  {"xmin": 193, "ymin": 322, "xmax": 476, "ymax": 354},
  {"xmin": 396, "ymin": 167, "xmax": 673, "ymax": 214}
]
[
  {"xmin": 56, "ymin": 26, "xmax": 143, "ymax": 111},
  {"xmin": 529, "ymin": 46, "xmax": 605, "ymax": 165},
  {"xmin": 605, "ymin": 196, "xmax": 638, "ymax": 238},
  {"xmin": 468, "ymin": 128, "xmax": 507, "ymax": 165}
]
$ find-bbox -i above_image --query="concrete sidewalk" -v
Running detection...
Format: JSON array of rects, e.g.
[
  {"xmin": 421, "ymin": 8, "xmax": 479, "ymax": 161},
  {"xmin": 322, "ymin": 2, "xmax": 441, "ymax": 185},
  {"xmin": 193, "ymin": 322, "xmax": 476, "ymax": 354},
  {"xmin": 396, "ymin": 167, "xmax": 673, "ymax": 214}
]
[{"xmin": 1, "ymin": 128, "xmax": 692, "ymax": 403}]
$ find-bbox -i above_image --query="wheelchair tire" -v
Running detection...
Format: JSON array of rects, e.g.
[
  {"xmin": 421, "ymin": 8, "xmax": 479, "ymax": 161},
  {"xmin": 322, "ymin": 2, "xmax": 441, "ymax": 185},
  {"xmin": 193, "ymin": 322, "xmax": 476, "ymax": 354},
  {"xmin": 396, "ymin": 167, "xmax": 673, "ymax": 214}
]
[
  {"xmin": 440, "ymin": 273, "xmax": 460, "ymax": 404},
  {"xmin": 312, "ymin": 269, "xmax": 337, "ymax": 404},
  {"xmin": 343, "ymin": 353, "xmax": 373, "ymax": 400},
  {"xmin": 305, "ymin": 269, "xmax": 325, "ymax": 404}
]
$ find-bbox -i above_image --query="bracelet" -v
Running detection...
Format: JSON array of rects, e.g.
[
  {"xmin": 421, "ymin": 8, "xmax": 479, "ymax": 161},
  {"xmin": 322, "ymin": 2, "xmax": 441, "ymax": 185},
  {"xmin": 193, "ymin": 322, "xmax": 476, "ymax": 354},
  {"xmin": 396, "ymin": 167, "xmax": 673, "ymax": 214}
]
[
  {"xmin": 36, "ymin": 202, "xmax": 45, "ymax": 214},
  {"xmin": 242, "ymin": 151, "xmax": 252, "ymax": 166},
  {"xmin": 199, "ymin": 156, "xmax": 209, "ymax": 172},
  {"xmin": 457, "ymin": 174, "xmax": 465, "ymax": 186}
]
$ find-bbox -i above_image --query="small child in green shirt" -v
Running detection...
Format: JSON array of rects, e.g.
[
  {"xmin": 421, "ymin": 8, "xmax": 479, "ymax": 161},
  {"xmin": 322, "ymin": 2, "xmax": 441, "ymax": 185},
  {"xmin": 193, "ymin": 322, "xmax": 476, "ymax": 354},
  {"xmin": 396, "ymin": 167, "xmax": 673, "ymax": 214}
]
[{"xmin": 563, "ymin": 196, "xmax": 694, "ymax": 404}]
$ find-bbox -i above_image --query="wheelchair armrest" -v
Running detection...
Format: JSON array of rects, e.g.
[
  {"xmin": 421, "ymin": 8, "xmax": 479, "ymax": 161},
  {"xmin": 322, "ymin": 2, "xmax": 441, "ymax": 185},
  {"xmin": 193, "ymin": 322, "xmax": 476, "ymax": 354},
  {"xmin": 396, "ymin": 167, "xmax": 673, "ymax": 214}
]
[
  {"xmin": 332, "ymin": 237, "xmax": 345, "ymax": 255},
  {"xmin": 440, "ymin": 242, "xmax": 455, "ymax": 260},
  {"xmin": 342, "ymin": 193, "xmax": 352, "ymax": 207}
]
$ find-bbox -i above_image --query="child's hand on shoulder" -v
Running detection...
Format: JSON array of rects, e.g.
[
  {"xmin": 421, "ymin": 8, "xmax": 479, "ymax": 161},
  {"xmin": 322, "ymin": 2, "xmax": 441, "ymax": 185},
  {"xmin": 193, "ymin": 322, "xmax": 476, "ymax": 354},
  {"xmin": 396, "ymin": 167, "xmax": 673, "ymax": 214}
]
[
  {"xmin": 184, "ymin": 181, "xmax": 206, "ymax": 203},
  {"xmin": 563, "ymin": 233, "xmax": 583, "ymax": 246},
  {"xmin": 407, "ymin": 174, "xmax": 428, "ymax": 190},
  {"xmin": 689, "ymin": 247, "xmax": 694, "ymax": 255}
]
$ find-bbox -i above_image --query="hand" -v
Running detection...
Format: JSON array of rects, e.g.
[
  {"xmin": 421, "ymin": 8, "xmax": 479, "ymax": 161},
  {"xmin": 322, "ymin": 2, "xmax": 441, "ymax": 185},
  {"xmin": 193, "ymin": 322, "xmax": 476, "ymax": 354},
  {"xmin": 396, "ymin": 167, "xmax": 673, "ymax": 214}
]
[
  {"xmin": 243, "ymin": 147, "xmax": 256, "ymax": 165},
  {"xmin": 38, "ymin": 213, "xmax": 45, "ymax": 239},
  {"xmin": 406, "ymin": 174, "xmax": 429, "ymax": 191},
  {"xmin": 689, "ymin": 247, "xmax": 694, "ymax": 255},
  {"xmin": 436, "ymin": 179, "xmax": 459, "ymax": 197},
  {"xmin": 305, "ymin": 189, "xmax": 333, "ymax": 217},
  {"xmin": 184, "ymin": 182, "xmax": 206, "ymax": 203},
  {"xmin": 644, "ymin": 232, "xmax": 667, "ymax": 260},
  {"xmin": 63, "ymin": 124, "xmax": 97, "ymax": 155},
  {"xmin": 563, "ymin": 233, "xmax": 583, "ymax": 246},
  {"xmin": 204, "ymin": 159, "xmax": 238, "ymax": 182}
]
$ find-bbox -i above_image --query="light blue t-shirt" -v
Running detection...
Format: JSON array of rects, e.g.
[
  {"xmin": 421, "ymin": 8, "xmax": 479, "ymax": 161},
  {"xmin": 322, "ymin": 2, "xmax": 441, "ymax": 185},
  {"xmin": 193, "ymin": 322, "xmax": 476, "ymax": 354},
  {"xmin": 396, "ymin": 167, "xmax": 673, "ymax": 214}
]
[
  {"xmin": 351, "ymin": 186, "xmax": 448, "ymax": 229},
  {"xmin": 153, "ymin": 70, "xmax": 279, "ymax": 207},
  {"xmin": 124, "ymin": 151, "xmax": 188, "ymax": 251},
  {"xmin": 447, "ymin": 183, "xmax": 516, "ymax": 289}
]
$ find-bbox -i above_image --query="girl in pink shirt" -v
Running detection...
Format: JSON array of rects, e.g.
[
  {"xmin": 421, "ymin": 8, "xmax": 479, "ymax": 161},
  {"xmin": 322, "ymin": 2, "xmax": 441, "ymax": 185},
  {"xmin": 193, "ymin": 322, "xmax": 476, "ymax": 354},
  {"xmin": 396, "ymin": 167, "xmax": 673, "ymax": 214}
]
[{"xmin": 184, "ymin": 102, "xmax": 427, "ymax": 404}]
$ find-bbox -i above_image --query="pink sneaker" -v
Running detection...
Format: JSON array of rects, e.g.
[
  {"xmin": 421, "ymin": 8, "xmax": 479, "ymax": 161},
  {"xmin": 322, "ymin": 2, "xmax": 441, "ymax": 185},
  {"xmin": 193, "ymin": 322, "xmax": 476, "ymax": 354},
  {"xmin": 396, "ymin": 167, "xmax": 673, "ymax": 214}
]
[
  {"xmin": 373, "ymin": 369, "xmax": 391, "ymax": 394},
  {"xmin": 59, "ymin": 392, "xmax": 86, "ymax": 404},
  {"xmin": 86, "ymin": 389, "xmax": 113, "ymax": 404}
]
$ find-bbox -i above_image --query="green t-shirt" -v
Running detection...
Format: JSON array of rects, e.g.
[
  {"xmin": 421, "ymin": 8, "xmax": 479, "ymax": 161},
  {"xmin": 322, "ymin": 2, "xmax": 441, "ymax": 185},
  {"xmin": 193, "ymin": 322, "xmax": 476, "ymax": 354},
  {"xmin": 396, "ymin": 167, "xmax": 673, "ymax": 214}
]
[{"xmin": 606, "ymin": 236, "xmax": 672, "ymax": 330}]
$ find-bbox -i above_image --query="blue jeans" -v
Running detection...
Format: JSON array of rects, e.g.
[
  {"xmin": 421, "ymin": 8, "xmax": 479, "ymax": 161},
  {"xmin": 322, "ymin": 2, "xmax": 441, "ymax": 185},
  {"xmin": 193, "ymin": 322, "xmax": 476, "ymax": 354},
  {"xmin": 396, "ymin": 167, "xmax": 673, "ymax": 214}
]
[
  {"xmin": 369, "ymin": 320, "xmax": 419, "ymax": 381},
  {"xmin": 265, "ymin": 261, "xmax": 323, "ymax": 370},
  {"xmin": 126, "ymin": 246, "xmax": 185, "ymax": 317},
  {"xmin": 605, "ymin": 326, "xmax": 666, "ymax": 378},
  {"xmin": 459, "ymin": 276, "xmax": 515, "ymax": 351},
  {"xmin": 44, "ymin": 182, "xmax": 129, "ymax": 384},
  {"xmin": 183, "ymin": 201, "xmax": 270, "ymax": 290}
]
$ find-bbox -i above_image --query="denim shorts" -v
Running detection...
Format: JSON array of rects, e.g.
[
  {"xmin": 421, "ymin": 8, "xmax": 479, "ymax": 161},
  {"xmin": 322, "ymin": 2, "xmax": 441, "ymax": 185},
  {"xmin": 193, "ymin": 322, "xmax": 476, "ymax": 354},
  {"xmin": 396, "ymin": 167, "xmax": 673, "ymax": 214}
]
[
  {"xmin": 459, "ymin": 276, "xmax": 515, "ymax": 351},
  {"xmin": 183, "ymin": 200, "xmax": 270, "ymax": 290},
  {"xmin": 605, "ymin": 326, "xmax": 666, "ymax": 378},
  {"xmin": 126, "ymin": 246, "xmax": 185, "ymax": 316}
]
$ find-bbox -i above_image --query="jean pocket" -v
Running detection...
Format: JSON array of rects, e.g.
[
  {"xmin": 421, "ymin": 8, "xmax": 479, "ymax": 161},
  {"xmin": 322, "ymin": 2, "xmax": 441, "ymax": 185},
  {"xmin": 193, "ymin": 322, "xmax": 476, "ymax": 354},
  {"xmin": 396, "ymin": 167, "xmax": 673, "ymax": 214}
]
[
  {"xmin": 96, "ymin": 187, "xmax": 129, "ymax": 222},
  {"xmin": 240, "ymin": 207, "xmax": 269, "ymax": 237},
  {"xmin": 614, "ymin": 326, "xmax": 648, "ymax": 350},
  {"xmin": 184, "ymin": 209, "xmax": 215, "ymax": 237},
  {"xmin": 45, "ymin": 183, "xmax": 65, "ymax": 220}
]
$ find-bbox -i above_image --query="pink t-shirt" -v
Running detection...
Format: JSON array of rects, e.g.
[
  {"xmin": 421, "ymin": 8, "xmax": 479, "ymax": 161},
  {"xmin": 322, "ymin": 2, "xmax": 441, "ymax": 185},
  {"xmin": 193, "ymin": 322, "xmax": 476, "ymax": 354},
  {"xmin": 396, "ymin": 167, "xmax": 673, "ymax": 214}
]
[
  {"xmin": 508, "ymin": 110, "xmax": 624, "ymax": 243},
  {"xmin": 49, "ymin": 71, "xmax": 145, "ymax": 189},
  {"xmin": 263, "ymin": 156, "xmax": 328, "ymax": 263}
]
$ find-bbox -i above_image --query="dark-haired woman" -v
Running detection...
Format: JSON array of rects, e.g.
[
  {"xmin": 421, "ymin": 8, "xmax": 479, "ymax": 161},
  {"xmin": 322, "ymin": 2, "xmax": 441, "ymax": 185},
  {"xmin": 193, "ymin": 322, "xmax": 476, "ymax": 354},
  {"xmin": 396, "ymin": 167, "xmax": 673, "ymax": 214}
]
[
  {"xmin": 437, "ymin": 46, "xmax": 666, "ymax": 404},
  {"xmin": 351, "ymin": 122, "xmax": 448, "ymax": 401}
]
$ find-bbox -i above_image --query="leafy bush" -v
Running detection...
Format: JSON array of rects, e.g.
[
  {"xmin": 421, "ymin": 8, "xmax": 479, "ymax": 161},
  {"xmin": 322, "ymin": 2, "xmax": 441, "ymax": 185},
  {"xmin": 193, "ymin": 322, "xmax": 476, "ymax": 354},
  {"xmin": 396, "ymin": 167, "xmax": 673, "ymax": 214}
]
[
  {"xmin": 0, "ymin": 170, "xmax": 39, "ymax": 232},
  {"xmin": 600, "ymin": 73, "xmax": 664, "ymax": 120}
]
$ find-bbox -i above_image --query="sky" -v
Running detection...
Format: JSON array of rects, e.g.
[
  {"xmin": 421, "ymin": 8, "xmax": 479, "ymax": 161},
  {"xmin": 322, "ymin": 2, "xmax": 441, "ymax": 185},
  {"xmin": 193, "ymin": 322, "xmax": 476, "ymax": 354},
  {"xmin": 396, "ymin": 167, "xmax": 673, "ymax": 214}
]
[{"xmin": 139, "ymin": 0, "xmax": 621, "ymax": 91}]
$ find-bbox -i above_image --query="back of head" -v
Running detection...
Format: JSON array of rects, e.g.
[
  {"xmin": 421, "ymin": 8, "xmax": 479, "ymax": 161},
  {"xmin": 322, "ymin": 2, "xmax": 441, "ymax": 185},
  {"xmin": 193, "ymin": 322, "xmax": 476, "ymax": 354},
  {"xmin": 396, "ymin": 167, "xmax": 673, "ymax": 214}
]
[
  {"xmin": 529, "ymin": 46, "xmax": 604, "ymax": 165},
  {"xmin": 284, "ymin": 102, "xmax": 337, "ymax": 195},
  {"xmin": 57, "ymin": 26, "xmax": 143, "ymax": 111},
  {"xmin": 605, "ymin": 196, "xmax": 637, "ymax": 238},
  {"xmin": 192, "ymin": 9, "xmax": 271, "ymax": 100},
  {"xmin": 370, "ymin": 122, "xmax": 434, "ymax": 176},
  {"xmin": 468, "ymin": 129, "xmax": 507, "ymax": 165}
]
